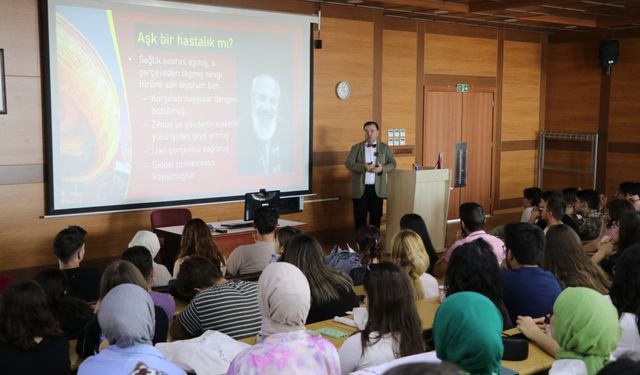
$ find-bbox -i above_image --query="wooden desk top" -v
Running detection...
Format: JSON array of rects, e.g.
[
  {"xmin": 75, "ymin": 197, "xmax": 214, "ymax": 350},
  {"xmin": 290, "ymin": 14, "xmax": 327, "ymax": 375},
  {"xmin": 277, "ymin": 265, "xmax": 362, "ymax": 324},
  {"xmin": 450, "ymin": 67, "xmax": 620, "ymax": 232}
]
[
  {"xmin": 156, "ymin": 219, "xmax": 305, "ymax": 237},
  {"xmin": 238, "ymin": 299, "xmax": 554, "ymax": 375}
]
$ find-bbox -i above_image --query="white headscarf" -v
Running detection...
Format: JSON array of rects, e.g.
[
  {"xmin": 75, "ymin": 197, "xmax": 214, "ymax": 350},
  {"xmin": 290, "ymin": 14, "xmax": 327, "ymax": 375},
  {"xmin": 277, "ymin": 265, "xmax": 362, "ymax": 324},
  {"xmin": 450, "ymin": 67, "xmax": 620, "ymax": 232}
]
[
  {"xmin": 258, "ymin": 262, "xmax": 310, "ymax": 337},
  {"xmin": 98, "ymin": 283, "xmax": 155, "ymax": 347},
  {"xmin": 129, "ymin": 230, "xmax": 161, "ymax": 259}
]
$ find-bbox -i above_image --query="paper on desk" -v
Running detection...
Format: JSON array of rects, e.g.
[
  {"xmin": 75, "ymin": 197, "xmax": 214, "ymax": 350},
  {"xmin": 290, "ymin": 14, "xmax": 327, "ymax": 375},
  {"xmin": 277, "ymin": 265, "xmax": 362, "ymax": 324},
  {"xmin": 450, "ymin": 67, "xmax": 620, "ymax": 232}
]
[{"xmin": 334, "ymin": 316, "xmax": 358, "ymax": 328}]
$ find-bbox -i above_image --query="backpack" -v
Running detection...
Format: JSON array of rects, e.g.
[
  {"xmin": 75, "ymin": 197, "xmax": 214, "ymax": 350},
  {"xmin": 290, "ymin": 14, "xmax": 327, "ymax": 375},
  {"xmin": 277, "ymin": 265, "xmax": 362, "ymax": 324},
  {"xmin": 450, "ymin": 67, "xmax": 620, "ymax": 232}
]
[{"xmin": 325, "ymin": 244, "xmax": 362, "ymax": 275}]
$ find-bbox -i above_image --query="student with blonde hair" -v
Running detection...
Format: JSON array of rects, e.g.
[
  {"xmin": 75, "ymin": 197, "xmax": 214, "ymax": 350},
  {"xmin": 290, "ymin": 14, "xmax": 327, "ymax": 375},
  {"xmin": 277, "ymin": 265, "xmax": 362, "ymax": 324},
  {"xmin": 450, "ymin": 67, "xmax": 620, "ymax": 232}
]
[{"xmin": 390, "ymin": 230, "xmax": 438, "ymax": 300}]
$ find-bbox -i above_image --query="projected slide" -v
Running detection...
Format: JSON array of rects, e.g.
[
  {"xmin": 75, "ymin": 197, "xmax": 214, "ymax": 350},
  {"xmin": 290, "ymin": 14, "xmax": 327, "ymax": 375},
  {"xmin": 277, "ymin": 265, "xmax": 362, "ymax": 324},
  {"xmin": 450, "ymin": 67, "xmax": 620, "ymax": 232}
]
[{"xmin": 45, "ymin": 0, "xmax": 312, "ymax": 213}]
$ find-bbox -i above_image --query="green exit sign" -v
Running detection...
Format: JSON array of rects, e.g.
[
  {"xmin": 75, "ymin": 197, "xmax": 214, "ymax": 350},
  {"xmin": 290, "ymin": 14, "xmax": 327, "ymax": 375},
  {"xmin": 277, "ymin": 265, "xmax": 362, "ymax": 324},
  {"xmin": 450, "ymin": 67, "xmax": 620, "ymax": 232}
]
[{"xmin": 456, "ymin": 83, "xmax": 469, "ymax": 93}]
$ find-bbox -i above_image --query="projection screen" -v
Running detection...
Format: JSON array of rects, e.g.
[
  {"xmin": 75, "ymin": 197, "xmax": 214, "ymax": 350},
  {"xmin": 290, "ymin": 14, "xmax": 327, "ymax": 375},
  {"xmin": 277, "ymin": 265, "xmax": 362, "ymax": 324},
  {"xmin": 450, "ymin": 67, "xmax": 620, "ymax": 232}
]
[{"xmin": 42, "ymin": 0, "xmax": 314, "ymax": 215}]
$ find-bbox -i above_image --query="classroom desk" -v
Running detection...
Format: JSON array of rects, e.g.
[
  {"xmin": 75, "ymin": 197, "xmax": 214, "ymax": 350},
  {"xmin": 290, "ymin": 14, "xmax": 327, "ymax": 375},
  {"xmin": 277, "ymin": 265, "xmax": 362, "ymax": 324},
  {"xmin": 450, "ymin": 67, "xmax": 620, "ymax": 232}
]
[
  {"xmin": 238, "ymin": 298, "xmax": 554, "ymax": 375},
  {"xmin": 156, "ymin": 219, "xmax": 305, "ymax": 257}
]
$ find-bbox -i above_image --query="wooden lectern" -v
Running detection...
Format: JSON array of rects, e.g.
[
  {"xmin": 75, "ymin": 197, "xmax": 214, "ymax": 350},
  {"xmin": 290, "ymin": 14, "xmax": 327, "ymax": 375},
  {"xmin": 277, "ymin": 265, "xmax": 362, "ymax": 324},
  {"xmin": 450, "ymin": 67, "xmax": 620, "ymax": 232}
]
[{"xmin": 385, "ymin": 168, "xmax": 451, "ymax": 253}]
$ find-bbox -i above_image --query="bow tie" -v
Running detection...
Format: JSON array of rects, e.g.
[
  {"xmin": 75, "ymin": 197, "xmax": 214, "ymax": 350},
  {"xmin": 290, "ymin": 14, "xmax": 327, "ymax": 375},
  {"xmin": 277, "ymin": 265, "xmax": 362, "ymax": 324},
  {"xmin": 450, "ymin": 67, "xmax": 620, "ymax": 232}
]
[{"xmin": 366, "ymin": 143, "xmax": 377, "ymax": 148}]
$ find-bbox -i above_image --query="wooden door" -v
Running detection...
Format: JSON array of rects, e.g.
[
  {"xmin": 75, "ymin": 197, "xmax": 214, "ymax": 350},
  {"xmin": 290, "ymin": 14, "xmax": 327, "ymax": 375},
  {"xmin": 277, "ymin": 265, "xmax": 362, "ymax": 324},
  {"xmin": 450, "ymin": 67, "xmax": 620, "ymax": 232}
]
[
  {"xmin": 460, "ymin": 92, "xmax": 494, "ymax": 211},
  {"xmin": 423, "ymin": 89, "xmax": 462, "ymax": 219},
  {"xmin": 423, "ymin": 88, "xmax": 494, "ymax": 219}
]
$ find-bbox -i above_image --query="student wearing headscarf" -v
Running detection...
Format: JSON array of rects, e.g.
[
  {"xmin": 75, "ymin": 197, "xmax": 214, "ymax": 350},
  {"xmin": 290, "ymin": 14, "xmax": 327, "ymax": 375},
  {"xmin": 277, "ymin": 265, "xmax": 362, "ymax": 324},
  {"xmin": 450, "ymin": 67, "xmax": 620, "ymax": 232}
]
[
  {"xmin": 518, "ymin": 287, "xmax": 620, "ymax": 375},
  {"xmin": 129, "ymin": 230, "xmax": 172, "ymax": 287},
  {"xmin": 433, "ymin": 292, "xmax": 503, "ymax": 375},
  {"xmin": 227, "ymin": 262, "xmax": 341, "ymax": 375},
  {"xmin": 78, "ymin": 284, "xmax": 185, "ymax": 375}
]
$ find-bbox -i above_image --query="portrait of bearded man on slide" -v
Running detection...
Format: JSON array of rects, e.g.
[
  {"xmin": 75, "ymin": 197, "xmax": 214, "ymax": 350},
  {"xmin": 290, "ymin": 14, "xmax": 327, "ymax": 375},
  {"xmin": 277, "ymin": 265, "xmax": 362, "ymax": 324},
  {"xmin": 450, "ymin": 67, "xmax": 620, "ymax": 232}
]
[{"xmin": 238, "ymin": 74, "xmax": 292, "ymax": 175}]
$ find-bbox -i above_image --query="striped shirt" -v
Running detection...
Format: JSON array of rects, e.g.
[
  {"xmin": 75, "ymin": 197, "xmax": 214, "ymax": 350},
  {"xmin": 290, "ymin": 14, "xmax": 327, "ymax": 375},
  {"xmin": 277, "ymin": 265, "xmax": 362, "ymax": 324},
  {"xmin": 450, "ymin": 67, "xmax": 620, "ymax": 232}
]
[{"xmin": 177, "ymin": 280, "xmax": 261, "ymax": 339}]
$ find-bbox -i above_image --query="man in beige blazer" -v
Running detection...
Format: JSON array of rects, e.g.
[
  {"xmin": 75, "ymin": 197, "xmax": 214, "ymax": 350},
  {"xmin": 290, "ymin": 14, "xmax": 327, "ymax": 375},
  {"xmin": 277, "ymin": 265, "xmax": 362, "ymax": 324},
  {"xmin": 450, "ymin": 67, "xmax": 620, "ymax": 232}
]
[{"xmin": 345, "ymin": 121, "xmax": 397, "ymax": 230}]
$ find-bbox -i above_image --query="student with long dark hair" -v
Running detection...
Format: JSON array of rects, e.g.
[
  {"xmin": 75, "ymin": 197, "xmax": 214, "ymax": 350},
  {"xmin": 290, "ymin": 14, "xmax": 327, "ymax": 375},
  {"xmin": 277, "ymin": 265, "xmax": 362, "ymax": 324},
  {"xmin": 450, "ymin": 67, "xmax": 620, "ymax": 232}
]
[
  {"xmin": 0, "ymin": 280, "xmax": 70, "ymax": 375},
  {"xmin": 35, "ymin": 268, "xmax": 94, "ymax": 340},
  {"xmin": 349, "ymin": 225, "xmax": 383, "ymax": 286},
  {"xmin": 610, "ymin": 244, "xmax": 640, "ymax": 360},
  {"xmin": 595, "ymin": 209, "xmax": 640, "ymax": 274},
  {"xmin": 339, "ymin": 262, "xmax": 424, "ymax": 374},
  {"xmin": 282, "ymin": 234, "xmax": 359, "ymax": 323},
  {"xmin": 543, "ymin": 225, "xmax": 610, "ymax": 294},
  {"xmin": 445, "ymin": 238, "xmax": 513, "ymax": 329},
  {"xmin": 399, "ymin": 213, "xmax": 438, "ymax": 274},
  {"xmin": 173, "ymin": 218, "xmax": 225, "ymax": 277}
]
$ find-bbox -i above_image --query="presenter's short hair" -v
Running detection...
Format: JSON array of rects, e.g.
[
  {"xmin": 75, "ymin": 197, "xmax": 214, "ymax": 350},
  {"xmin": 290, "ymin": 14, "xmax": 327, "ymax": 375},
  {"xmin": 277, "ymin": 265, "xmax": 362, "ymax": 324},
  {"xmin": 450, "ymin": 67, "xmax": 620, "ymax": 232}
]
[{"xmin": 363, "ymin": 121, "xmax": 379, "ymax": 131}]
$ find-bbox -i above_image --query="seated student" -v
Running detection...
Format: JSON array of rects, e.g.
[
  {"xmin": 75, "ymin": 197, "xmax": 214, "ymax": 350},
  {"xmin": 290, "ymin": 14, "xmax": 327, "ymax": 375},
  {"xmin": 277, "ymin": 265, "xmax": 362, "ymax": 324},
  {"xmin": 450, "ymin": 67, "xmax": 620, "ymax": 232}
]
[
  {"xmin": 532, "ymin": 190, "xmax": 581, "ymax": 235},
  {"xmin": 53, "ymin": 225, "xmax": 101, "ymax": 301},
  {"xmin": 445, "ymin": 238, "xmax": 513, "ymax": 329},
  {"xmin": 626, "ymin": 182, "xmax": 640, "ymax": 212},
  {"xmin": 35, "ymin": 268, "xmax": 94, "ymax": 340},
  {"xmin": 543, "ymin": 225, "xmax": 610, "ymax": 294},
  {"xmin": 226, "ymin": 207, "xmax": 278, "ymax": 277},
  {"xmin": 400, "ymin": 213, "xmax": 438, "ymax": 274},
  {"xmin": 274, "ymin": 225, "xmax": 301, "ymax": 261},
  {"xmin": 227, "ymin": 262, "xmax": 340, "ymax": 375},
  {"xmin": 610, "ymin": 244, "xmax": 640, "ymax": 361},
  {"xmin": 0, "ymin": 272, "xmax": 13, "ymax": 293},
  {"xmin": 173, "ymin": 218, "xmax": 226, "ymax": 277},
  {"xmin": 77, "ymin": 261, "xmax": 168, "ymax": 358},
  {"xmin": 538, "ymin": 195, "xmax": 566, "ymax": 233},
  {"xmin": 0, "ymin": 281, "xmax": 70, "ymax": 375},
  {"xmin": 521, "ymin": 186, "xmax": 543, "ymax": 223},
  {"xmin": 502, "ymin": 222, "xmax": 561, "ymax": 323},
  {"xmin": 518, "ymin": 287, "xmax": 619, "ymax": 374},
  {"xmin": 349, "ymin": 225, "xmax": 383, "ymax": 286},
  {"xmin": 433, "ymin": 202, "xmax": 504, "ymax": 277},
  {"xmin": 583, "ymin": 199, "xmax": 634, "ymax": 254},
  {"xmin": 433, "ymin": 292, "xmax": 504, "ymax": 375},
  {"xmin": 282, "ymin": 234, "xmax": 359, "ymax": 324},
  {"xmin": 122, "ymin": 246, "xmax": 175, "ymax": 320},
  {"xmin": 594, "ymin": 208, "xmax": 640, "ymax": 274},
  {"xmin": 78, "ymin": 284, "xmax": 186, "ymax": 375},
  {"xmin": 391, "ymin": 230, "xmax": 439, "ymax": 300},
  {"xmin": 575, "ymin": 189, "xmax": 605, "ymax": 241},
  {"xmin": 339, "ymin": 262, "xmax": 424, "ymax": 374},
  {"xmin": 170, "ymin": 256, "xmax": 261, "ymax": 340},
  {"xmin": 128, "ymin": 230, "xmax": 172, "ymax": 287},
  {"xmin": 562, "ymin": 187, "xmax": 579, "ymax": 219}
]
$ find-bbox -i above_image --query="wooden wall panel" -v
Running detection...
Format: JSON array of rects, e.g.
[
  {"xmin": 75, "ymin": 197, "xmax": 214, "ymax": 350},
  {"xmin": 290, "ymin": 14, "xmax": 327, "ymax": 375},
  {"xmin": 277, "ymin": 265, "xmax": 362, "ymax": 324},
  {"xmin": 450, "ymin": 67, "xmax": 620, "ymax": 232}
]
[
  {"xmin": 608, "ymin": 38, "xmax": 640, "ymax": 144},
  {"xmin": 499, "ymin": 150, "xmax": 536, "ymax": 199},
  {"xmin": 541, "ymin": 149, "xmax": 593, "ymax": 190},
  {"xmin": 545, "ymin": 42, "xmax": 601, "ymax": 132},
  {"xmin": 314, "ymin": 17, "xmax": 374, "ymax": 152},
  {"xmin": 424, "ymin": 33, "xmax": 497, "ymax": 77},
  {"xmin": 501, "ymin": 41, "xmax": 541, "ymax": 142},
  {"xmin": 382, "ymin": 29, "xmax": 416, "ymax": 144},
  {"xmin": 0, "ymin": 77, "xmax": 44, "ymax": 165},
  {"xmin": 606, "ymin": 152, "xmax": 640, "ymax": 195},
  {"xmin": 0, "ymin": 0, "xmax": 40, "ymax": 77}
]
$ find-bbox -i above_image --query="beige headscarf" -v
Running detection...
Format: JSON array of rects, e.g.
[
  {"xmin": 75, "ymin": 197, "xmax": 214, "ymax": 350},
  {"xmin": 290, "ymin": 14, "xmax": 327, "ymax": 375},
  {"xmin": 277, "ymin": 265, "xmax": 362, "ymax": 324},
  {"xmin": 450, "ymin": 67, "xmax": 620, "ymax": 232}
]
[
  {"xmin": 258, "ymin": 262, "xmax": 311, "ymax": 337},
  {"xmin": 129, "ymin": 230, "xmax": 161, "ymax": 259}
]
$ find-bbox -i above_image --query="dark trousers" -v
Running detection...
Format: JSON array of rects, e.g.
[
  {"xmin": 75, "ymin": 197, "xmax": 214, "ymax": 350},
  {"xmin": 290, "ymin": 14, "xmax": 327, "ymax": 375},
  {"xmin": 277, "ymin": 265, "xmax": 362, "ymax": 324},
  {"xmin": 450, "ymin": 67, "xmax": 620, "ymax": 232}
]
[{"xmin": 353, "ymin": 185, "xmax": 383, "ymax": 230}]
